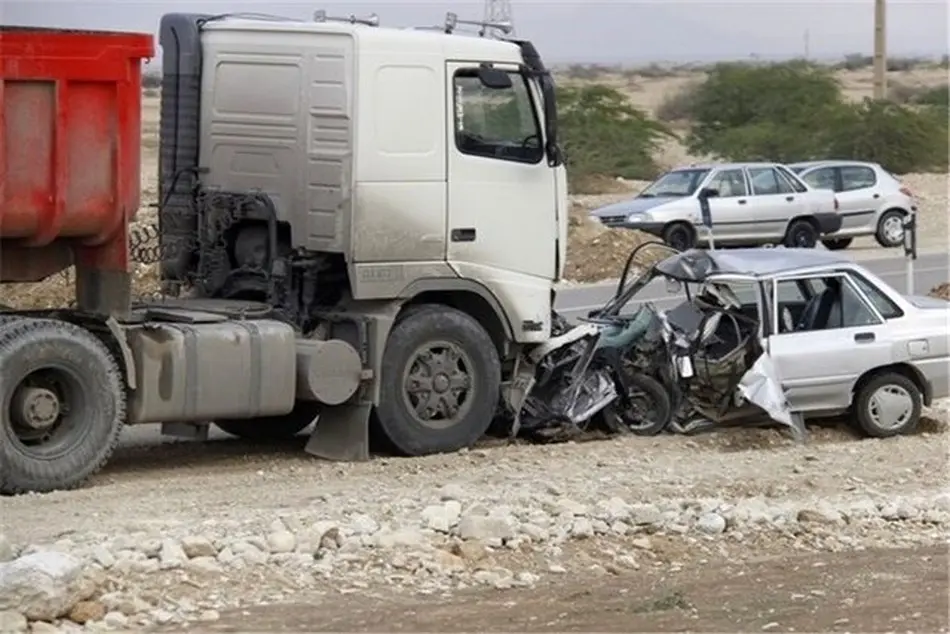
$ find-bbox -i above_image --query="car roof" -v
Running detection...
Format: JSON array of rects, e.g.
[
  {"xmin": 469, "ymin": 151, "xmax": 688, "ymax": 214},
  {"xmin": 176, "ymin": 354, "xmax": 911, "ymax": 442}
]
[
  {"xmin": 655, "ymin": 247, "xmax": 855, "ymax": 282},
  {"xmin": 668, "ymin": 161, "xmax": 785, "ymax": 172},
  {"xmin": 788, "ymin": 159, "xmax": 881, "ymax": 171}
]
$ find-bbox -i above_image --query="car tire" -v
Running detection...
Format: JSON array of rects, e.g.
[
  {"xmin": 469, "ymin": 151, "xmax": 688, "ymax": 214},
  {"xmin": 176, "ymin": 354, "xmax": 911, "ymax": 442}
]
[
  {"xmin": 662, "ymin": 222, "xmax": 695, "ymax": 251},
  {"xmin": 821, "ymin": 237, "xmax": 853, "ymax": 250},
  {"xmin": 783, "ymin": 219, "xmax": 818, "ymax": 248},
  {"xmin": 600, "ymin": 374, "xmax": 671, "ymax": 436},
  {"xmin": 875, "ymin": 209, "xmax": 906, "ymax": 248},
  {"xmin": 373, "ymin": 304, "xmax": 500, "ymax": 456},
  {"xmin": 0, "ymin": 319, "xmax": 126, "ymax": 494},
  {"xmin": 853, "ymin": 372, "xmax": 922, "ymax": 438}
]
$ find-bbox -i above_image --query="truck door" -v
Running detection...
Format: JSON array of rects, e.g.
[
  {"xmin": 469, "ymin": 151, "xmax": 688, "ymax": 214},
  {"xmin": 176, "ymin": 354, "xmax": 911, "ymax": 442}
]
[{"xmin": 445, "ymin": 62, "xmax": 558, "ymax": 284}]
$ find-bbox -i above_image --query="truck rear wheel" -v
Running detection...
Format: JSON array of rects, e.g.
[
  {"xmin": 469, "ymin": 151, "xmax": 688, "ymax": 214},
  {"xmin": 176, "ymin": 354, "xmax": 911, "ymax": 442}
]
[
  {"xmin": 374, "ymin": 305, "xmax": 500, "ymax": 456},
  {"xmin": 215, "ymin": 403, "xmax": 320, "ymax": 440},
  {"xmin": 0, "ymin": 319, "xmax": 125, "ymax": 494}
]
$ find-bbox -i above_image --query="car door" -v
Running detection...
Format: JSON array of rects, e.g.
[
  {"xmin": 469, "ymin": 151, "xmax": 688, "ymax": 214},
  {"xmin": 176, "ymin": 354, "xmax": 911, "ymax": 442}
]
[
  {"xmin": 445, "ymin": 62, "xmax": 558, "ymax": 283},
  {"xmin": 746, "ymin": 166, "xmax": 808, "ymax": 242},
  {"xmin": 765, "ymin": 272, "xmax": 893, "ymax": 414},
  {"xmin": 836, "ymin": 165, "xmax": 879, "ymax": 233},
  {"xmin": 703, "ymin": 168, "xmax": 752, "ymax": 242}
]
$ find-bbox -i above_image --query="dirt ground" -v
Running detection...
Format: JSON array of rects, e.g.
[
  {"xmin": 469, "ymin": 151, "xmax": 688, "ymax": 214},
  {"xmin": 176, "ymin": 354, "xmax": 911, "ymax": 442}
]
[{"xmin": 175, "ymin": 544, "xmax": 949, "ymax": 633}]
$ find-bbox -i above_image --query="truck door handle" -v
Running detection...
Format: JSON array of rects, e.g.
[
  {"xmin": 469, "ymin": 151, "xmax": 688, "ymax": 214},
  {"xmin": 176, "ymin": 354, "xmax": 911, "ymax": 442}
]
[
  {"xmin": 785, "ymin": 196, "xmax": 795, "ymax": 202},
  {"xmin": 450, "ymin": 228, "xmax": 477, "ymax": 242},
  {"xmin": 854, "ymin": 332, "xmax": 875, "ymax": 343},
  {"xmin": 737, "ymin": 199, "xmax": 747, "ymax": 205}
]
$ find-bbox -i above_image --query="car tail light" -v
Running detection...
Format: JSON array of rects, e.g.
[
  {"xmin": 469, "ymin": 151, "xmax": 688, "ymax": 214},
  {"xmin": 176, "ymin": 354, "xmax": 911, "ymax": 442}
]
[
  {"xmin": 899, "ymin": 186, "xmax": 914, "ymax": 198},
  {"xmin": 834, "ymin": 196, "xmax": 840, "ymax": 211}
]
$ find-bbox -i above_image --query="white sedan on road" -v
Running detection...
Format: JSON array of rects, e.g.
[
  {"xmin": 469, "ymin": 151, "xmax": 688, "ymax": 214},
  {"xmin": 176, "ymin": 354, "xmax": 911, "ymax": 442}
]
[
  {"xmin": 590, "ymin": 162, "xmax": 842, "ymax": 251},
  {"xmin": 789, "ymin": 160, "xmax": 918, "ymax": 250}
]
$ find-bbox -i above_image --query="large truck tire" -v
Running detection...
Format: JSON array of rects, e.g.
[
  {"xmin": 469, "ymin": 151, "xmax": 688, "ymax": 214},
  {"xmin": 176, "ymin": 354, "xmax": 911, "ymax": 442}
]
[
  {"xmin": 374, "ymin": 304, "xmax": 501, "ymax": 456},
  {"xmin": 0, "ymin": 319, "xmax": 125, "ymax": 494},
  {"xmin": 215, "ymin": 403, "xmax": 320, "ymax": 440}
]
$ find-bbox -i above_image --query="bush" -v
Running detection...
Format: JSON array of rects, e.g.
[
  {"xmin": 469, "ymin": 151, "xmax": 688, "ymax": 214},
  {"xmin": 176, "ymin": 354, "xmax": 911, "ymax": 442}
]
[
  {"xmin": 824, "ymin": 98, "xmax": 949, "ymax": 173},
  {"xmin": 557, "ymin": 84, "xmax": 674, "ymax": 192},
  {"xmin": 839, "ymin": 53, "xmax": 873, "ymax": 71},
  {"xmin": 685, "ymin": 61, "xmax": 842, "ymax": 162},
  {"xmin": 655, "ymin": 82, "xmax": 702, "ymax": 122},
  {"xmin": 910, "ymin": 84, "xmax": 949, "ymax": 107}
]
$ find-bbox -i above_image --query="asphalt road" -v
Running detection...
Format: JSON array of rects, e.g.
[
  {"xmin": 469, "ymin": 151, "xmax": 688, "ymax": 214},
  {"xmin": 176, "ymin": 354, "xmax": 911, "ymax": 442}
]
[
  {"xmin": 554, "ymin": 250, "xmax": 949, "ymax": 321},
  {"xmin": 118, "ymin": 250, "xmax": 947, "ymax": 449}
]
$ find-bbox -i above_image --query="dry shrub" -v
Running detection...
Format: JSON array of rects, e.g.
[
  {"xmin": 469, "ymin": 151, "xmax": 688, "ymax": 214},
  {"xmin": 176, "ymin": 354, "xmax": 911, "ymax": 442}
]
[{"xmin": 929, "ymin": 282, "xmax": 950, "ymax": 300}]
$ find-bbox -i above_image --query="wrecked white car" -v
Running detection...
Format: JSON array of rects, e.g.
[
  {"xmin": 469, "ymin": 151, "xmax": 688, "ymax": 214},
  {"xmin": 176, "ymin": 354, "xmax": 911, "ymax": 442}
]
[{"xmin": 509, "ymin": 246, "xmax": 950, "ymax": 442}]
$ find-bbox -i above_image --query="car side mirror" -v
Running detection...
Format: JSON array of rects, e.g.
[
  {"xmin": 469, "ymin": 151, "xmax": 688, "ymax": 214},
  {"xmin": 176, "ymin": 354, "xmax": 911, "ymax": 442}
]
[
  {"xmin": 477, "ymin": 66, "xmax": 513, "ymax": 89},
  {"xmin": 699, "ymin": 188, "xmax": 720, "ymax": 199}
]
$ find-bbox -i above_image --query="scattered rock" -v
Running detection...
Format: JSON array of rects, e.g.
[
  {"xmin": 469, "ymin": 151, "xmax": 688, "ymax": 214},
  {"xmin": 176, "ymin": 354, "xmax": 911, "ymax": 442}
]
[
  {"xmin": 68, "ymin": 600, "xmax": 106, "ymax": 624},
  {"xmin": 0, "ymin": 536, "xmax": 16, "ymax": 564},
  {"xmin": 0, "ymin": 611, "xmax": 27, "ymax": 634},
  {"xmin": 696, "ymin": 513, "xmax": 727, "ymax": 535},
  {"xmin": 458, "ymin": 515, "xmax": 515, "ymax": 541},
  {"xmin": 0, "ymin": 552, "xmax": 87, "ymax": 621},
  {"xmin": 181, "ymin": 535, "xmax": 217, "ymax": 559}
]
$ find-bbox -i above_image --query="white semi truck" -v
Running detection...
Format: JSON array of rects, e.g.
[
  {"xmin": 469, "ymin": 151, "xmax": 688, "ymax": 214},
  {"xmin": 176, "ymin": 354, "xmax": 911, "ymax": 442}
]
[{"xmin": 0, "ymin": 12, "xmax": 567, "ymax": 493}]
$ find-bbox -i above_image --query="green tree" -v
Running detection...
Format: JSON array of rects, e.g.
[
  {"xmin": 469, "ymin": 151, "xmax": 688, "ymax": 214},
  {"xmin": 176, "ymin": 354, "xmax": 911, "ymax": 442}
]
[
  {"xmin": 685, "ymin": 61, "xmax": 842, "ymax": 162},
  {"xmin": 825, "ymin": 99, "xmax": 949, "ymax": 173},
  {"xmin": 556, "ymin": 84, "xmax": 674, "ymax": 190}
]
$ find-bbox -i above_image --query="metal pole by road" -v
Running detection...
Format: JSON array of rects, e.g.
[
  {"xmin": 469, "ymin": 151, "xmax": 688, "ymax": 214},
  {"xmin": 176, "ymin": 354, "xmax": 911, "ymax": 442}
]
[{"xmin": 873, "ymin": 0, "xmax": 887, "ymax": 99}]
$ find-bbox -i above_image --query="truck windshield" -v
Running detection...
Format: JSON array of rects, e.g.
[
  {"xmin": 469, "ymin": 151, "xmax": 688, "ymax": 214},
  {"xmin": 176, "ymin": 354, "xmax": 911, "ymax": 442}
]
[{"xmin": 639, "ymin": 168, "xmax": 710, "ymax": 198}]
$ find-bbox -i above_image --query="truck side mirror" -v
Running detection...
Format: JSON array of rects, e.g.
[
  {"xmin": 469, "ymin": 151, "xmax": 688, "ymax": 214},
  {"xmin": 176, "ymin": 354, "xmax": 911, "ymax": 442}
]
[{"xmin": 477, "ymin": 66, "xmax": 513, "ymax": 89}]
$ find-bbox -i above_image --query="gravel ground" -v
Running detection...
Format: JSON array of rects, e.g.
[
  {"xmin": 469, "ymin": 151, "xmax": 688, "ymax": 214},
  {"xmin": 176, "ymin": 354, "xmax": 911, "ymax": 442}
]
[{"xmin": 1, "ymin": 401, "xmax": 948, "ymax": 632}]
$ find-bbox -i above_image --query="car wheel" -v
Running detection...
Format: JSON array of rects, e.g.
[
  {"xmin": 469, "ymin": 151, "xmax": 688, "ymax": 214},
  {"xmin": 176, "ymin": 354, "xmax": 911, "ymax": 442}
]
[
  {"xmin": 875, "ymin": 209, "xmax": 906, "ymax": 248},
  {"xmin": 853, "ymin": 372, "xmax": 922, "ymax": 438},
  {"xmin": 662, "ymin": 222, "xmax": 695, "ymax": 251},
  {"xmin": 373, "ymin": 304, "xmax": 500, "ymax": 456},
  {"xmin": 783, "ymin": 219, "xmax": 818, "ymax": 248},
  {"xmin": 600, "ymin": 374, "xmax": 672, "ymax": 436},
  {"xmin": 821, "ymin": 237, "xmax": 853, "ymax": 250}
]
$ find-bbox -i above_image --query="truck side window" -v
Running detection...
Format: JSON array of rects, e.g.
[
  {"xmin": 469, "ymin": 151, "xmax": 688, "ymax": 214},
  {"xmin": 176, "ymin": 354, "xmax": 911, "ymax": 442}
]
[{"xmin": 453, "ymin": 69, "xmax": 543, "ymax": 164}]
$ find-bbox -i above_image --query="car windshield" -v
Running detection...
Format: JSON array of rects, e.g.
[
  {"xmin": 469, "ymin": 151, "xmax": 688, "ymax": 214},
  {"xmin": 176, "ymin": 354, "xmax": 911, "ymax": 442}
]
[{"xmin": 639, "ymin": 168, "xmax": 710, "ymax": 198}]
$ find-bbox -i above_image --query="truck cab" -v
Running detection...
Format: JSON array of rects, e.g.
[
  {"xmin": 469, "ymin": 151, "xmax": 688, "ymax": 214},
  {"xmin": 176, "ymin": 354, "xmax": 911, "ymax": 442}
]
[{"xmin": 159, "ymin": 13, "xmax": 567, "ymax": 342}]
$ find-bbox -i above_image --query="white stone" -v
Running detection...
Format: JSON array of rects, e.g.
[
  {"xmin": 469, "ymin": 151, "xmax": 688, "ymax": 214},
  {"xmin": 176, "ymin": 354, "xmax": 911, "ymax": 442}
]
[
  {"xmin": 0, "ymin": 537, "xmax": 16, "ymax": 564},
  {"xmin": 0, "ymin": 552, "xmax": 86, "ymax": 621},
  {"xmin": 180, "ymin": 536, "xmax": 217, "ymax": 559},
  {"xmin": 0, "ymin": 611, "xmax": 27, "ymax": 634},
  {"xmin": 457, "ymin": 515, "xmax": 515, "ymax": 541},
  {"xmin": 266, "ymin": 531, "xmax": 297, "ymax": 554},
  {"xmin": 696, "ymin": 513, "xmax": 727, "ymax": 535},
  {"xmin": 158, "ymin": 539, "xmax": 186, "ymax": 568}
]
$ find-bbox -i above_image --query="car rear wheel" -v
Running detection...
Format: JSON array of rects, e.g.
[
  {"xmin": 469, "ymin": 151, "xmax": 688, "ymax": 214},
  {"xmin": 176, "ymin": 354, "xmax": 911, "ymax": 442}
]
[
  {"xmin": 853, "ymin": 372, "xmax": 921, "ymax": 437},
  {"xmin": 662, "ymin": 222, "xmax": 695, "ymax": 251},
  {"xmin": 783, "ymin": 219, "xmax": 818, "ymax": 248},
  {"xmin": 821, "ymin": 237, "xmax": 853, "ymax": 250},
  {"xmin": 875, "ymin": 209, "xmax": 906, "ymax": 248}
]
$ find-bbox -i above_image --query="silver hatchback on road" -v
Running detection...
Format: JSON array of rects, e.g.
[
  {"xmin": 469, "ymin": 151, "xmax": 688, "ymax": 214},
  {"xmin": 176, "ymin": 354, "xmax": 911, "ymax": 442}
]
[{"xmin": 788, "ymin": 160, "xmax": 918, "ymax": 250}]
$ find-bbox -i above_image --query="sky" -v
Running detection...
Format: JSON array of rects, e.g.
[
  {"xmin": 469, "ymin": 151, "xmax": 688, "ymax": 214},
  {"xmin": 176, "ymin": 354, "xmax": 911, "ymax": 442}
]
[{"xmin": 3, "ymin": 0, "xmax": 948, "ymax": 65}]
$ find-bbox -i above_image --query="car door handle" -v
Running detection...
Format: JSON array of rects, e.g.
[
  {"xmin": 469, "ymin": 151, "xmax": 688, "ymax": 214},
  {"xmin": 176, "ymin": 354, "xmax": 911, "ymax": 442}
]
[
  {"xmin": 873, "ymin": 193, "xmax": 881, "ymax": 199},
  {"xmin": 785, "ymin": 196, "xmax": 795, "ymax": 202},
  {"xmin": 854, "ymin": 332, "xmax": 875, "ymax": 343},
  {"xmin": 450, "ymin": 228, "xmax": 477, "ymax": 242},
  {"xmin": 737, "ymin": 199, "xmax": 747, "ymax": 205}
]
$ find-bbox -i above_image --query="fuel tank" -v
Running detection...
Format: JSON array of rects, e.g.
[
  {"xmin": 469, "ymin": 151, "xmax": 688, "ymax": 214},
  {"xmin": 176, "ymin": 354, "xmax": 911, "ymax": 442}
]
[{"xmin": 0, "ymin": 27, "xmax": 154, "ymax": 283}]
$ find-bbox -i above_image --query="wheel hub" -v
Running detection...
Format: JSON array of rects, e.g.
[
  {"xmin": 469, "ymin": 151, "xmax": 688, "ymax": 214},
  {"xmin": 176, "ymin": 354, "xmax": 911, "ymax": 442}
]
[
  {"xmin": 432, "ymin": 373, "xmax": 450, "ymax": 393},
  {"xmin": 13, "ymin": 386, "xmax": 61, "ymax": 430}
]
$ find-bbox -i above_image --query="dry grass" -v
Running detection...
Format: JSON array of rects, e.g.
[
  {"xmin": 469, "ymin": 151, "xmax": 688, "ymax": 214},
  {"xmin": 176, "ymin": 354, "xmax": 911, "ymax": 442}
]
[{"xmin": 930, "ymin": 283, "xmax": 950, "ymax": 301}]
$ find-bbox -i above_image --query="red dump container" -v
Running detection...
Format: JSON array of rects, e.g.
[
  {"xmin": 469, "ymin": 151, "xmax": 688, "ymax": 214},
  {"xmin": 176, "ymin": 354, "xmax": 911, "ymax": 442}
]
[{"xmin": 0, "ymin": 27, "xmax": 154, "ymax": 284}]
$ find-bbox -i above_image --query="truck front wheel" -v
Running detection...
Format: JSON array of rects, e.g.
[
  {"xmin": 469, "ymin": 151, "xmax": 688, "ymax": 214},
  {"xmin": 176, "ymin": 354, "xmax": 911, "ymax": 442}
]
[
  {"xmin": 375, "ymin": 305, "xmax": 501, "ymax": 456},
  {"xmin": 0, "ymin": 319, "xmax": 125, "ymax": 494}
]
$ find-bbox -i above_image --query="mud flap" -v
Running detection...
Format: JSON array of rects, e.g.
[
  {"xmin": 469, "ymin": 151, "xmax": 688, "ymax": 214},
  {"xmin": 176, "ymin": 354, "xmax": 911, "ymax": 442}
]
[{"xmin": 304, "ymin": 403, "xmax": 371, "ymax": 462}]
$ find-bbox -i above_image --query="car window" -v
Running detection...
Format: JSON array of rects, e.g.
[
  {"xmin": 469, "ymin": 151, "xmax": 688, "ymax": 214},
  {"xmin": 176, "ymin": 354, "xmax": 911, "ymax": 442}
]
[
  {"xmin": 774, "ymin": 275, "xmax": 882, "ymax": 333},
  {"xmin": 706, "ymin": 169, "xmax": 748, "ymax": 197},
  {"xmin": 840, "ymin": 165, "xmax": 877, "ymax": 192},
  {"xmin": 748, "ymin": 167, "xmax": 794, "ymax": 195},
  {"xmin": 802, "ymin": 167, "xmax": 837, "ymax": 191},
  {"xmin": 639, "ymin": 168, "xmax": 710, "ymax": 198},
  {"xmin": 454, "ymin": 69, "xmax": 543, "ymax": 164},
  {"xmin": 849, "ymin": 272, "xmax": 904, "ymax": 318},
  {"xmin": 775, "ymin": 165, "xmax": 808, "ymax": 193}
]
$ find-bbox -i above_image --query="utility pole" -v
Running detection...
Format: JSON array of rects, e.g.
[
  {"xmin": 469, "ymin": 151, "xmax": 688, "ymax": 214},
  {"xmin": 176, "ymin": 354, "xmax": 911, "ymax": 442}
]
[{"xmin": 873, "ymin": 0, "xmax": 887, "ymax": 99}]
